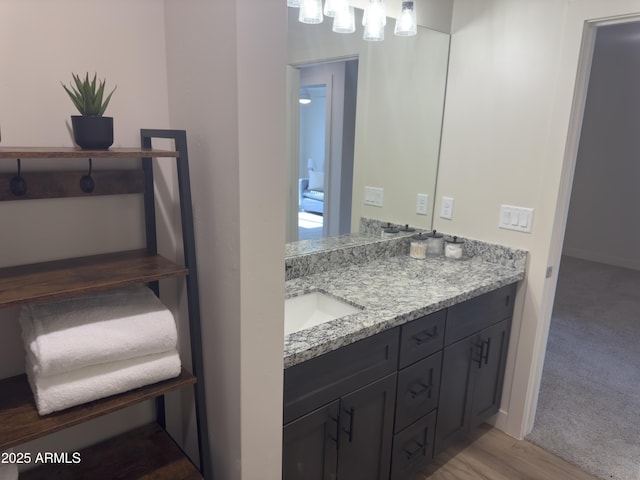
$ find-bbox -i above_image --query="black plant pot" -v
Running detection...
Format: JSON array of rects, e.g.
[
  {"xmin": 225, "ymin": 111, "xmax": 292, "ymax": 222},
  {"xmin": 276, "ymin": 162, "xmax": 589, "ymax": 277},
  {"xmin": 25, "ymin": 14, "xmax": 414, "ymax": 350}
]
[{"xmin": 71, "ymin": 115, "xmax": 114, "ymax": 150}]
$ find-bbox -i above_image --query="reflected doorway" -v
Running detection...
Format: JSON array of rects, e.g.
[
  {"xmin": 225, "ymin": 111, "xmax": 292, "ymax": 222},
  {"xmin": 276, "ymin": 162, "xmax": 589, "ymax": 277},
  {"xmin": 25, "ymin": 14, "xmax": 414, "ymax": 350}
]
[{"xmin": 290, "ymin": 59, "xmax": 358, "ymax": 242}]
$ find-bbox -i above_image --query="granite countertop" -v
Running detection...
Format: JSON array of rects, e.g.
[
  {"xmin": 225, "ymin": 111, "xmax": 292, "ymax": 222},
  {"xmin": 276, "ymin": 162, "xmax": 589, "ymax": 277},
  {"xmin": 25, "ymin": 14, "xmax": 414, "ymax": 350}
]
[{"xmin": 284, "ymin": 254, "xmax": 525, "ymax": 368}]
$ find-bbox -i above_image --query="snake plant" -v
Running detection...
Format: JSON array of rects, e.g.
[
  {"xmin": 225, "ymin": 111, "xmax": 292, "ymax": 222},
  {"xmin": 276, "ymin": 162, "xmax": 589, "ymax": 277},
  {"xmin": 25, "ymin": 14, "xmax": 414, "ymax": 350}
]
[{"xmin": 62, "ymin": 73, "xmax": 117, "ymax": 117}]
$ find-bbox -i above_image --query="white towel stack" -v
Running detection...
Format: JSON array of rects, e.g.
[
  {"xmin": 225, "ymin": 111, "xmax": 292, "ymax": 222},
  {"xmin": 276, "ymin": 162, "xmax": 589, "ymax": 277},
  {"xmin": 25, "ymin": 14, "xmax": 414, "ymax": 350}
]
[{"xmin": 19, "ymin": 285, "xmax": 181, "ymax": 416}]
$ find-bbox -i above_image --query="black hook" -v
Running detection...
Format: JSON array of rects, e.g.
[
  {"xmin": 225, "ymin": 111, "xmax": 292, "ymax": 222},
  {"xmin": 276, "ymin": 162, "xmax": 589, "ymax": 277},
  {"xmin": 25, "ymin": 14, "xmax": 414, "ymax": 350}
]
[
  {"xmin": 10, "ymin": 158, "xmax": 27, "ymax": 196},
  {"xmin": 80, "ymin": 158, "xmax": 95, "ymax": 193}
]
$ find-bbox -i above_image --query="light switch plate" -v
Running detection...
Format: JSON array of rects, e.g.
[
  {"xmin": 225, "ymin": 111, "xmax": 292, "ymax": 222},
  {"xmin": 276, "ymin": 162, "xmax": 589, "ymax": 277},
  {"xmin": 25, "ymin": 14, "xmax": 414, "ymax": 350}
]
[
  {"xmin": 440, "ymin": 196, "xmax": 454, "ymax": 220},
  {"xmin": 364, "ymin": 186, "xmax": 384, "ymax": 207},
  {"xmin": 499, "ymin": 204, "xmax": 534, "ymax": 233},
  {"xmin": 416, "ymin": 194, "xmax": 429, "ymax": 215}
]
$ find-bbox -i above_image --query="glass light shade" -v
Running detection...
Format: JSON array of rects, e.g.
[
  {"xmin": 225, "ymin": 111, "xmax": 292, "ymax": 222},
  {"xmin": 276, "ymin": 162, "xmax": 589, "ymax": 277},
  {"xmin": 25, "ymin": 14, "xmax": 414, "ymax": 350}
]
[
  {"xmin": 333, "ymin": 4, "xmax": 355, "ymax": 34},
  {"xmin": 324, "ymin": 0, "xmax": 338, "ymax": 17},
  {"xmin": 287, "ymin": 0, "xmax": 301, "ymax": 7},
  {"xmin": 394, "ymin": 1, "xmax": 417, "ymax": 36},
  {"xmin": 299, "ymin": 0, "xmax": 323, "ymax": 24},
  {"xmin": 363, "ymin": 20, "xmax": 385, "ymax": 41},
  {"xmin": 362, "ymin": 0, "xmax": 386, "ymax": 27}
]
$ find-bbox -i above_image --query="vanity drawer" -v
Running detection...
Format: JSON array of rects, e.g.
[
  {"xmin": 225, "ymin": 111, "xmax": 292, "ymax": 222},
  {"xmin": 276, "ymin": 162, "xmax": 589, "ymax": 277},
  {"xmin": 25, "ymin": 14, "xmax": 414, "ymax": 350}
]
[
  {"xmin": 394, "ymin": 352, "xmax": 441, "ymax": 433},
  {"xmin": 390, "ymin": 410, "xmax": 437, "ymax": 480},
  {"xmin": 283, "ymin": 327, "xmax": 400, "ymax": 424},
  {"xmin": 444, "ymin": 283, "xmax": 517, "ymax": 346},
  {"xmin": 399, "ymin": 310, "xmax": 445, "ymax": 369}
]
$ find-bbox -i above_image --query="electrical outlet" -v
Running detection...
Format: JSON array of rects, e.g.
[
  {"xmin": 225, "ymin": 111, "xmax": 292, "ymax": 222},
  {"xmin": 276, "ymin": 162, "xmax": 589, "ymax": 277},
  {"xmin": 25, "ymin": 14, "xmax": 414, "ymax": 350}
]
[
  {"xmin": 364, "ymin": 186, "xmax": 384, "ymax": 207},
  {"xmin": 440, "ymin": 196, "xmax": 454, "ymax": 220},
  {"xmin": 416, "ymin": 194, "xmax": 429, "ymax": 215}
]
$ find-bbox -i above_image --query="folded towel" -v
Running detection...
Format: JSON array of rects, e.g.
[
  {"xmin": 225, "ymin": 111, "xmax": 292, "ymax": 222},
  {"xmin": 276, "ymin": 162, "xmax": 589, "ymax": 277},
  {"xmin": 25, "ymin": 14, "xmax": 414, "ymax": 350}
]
[
  {"xmin": 27, "ymin": 349, "xmax": 181, "ymax": 416},
  {"xmin": 0, "ymin": 450, "xmax": 18, "ymax": 480},
  {"xmin": 19, "ymin": 285, "xmax": 177, "ymax": 377}
]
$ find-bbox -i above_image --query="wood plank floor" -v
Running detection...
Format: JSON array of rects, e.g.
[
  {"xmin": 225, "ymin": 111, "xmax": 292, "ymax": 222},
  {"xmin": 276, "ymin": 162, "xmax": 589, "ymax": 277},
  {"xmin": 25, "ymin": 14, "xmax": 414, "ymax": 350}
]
[{"xmin": 410, "ymin": 424, "xmax": 599, "ymax": 480}]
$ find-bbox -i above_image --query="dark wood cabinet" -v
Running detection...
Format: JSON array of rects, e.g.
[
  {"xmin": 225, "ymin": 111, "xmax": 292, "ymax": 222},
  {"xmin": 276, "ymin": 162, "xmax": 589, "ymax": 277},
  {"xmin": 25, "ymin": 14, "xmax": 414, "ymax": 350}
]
[
  {"xmin": 283, "ymin": 401, "xmax": 339, "ymax": 480},
  {"xmin": 336, "ymin": 374, "xmax": 396, "ymax": 480},
  {"xmin": 435, "ymin": 284, "xmax": 515, "ymax": 455},
  {"xmin": 283, "ymin": 282, "xmax": 517, "ymax": 479},
  {"xmin": 283, "ymin": 374, "xmax": 396, "ymax": 480}
]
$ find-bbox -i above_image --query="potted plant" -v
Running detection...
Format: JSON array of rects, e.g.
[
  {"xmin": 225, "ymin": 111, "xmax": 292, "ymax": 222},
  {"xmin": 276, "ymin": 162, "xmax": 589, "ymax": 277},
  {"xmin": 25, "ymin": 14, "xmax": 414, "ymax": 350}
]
[{"xmin": 62, "ymin": 73, "xmax": 117, "ymax": 149}]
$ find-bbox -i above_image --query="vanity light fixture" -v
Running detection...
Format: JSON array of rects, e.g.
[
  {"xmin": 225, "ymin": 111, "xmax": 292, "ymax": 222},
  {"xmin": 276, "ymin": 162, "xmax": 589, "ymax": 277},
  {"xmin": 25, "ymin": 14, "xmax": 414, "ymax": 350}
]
[
  {"xmin": 394, "ymin": 0, "xmax": 417, "ymax": 36},
  {"xmin": 289, "ymin": 0, "xmax": 417, "ymax": 41},
  {"xmin": 299, "ymin": 91, "xmax": 312, "ymax": 104},
  {"xmin": 332, "ymin": 2, "xmax": 356, "ymax": 34},
  {"xmin": 362, "ymin": 0, "xmax": 386, "ymax": 41},
  {"xmin": 323, "ymin": 0, "xmax": 338, "ymax": 17},
  {"xmin": 299, "ymin": 0, "xmax": 324, "ymax": 24}
]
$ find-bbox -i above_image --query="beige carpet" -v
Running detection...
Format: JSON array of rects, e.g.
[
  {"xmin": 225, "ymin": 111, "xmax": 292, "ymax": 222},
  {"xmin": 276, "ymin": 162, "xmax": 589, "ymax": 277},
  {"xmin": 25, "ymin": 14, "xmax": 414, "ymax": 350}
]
[{"xmin": 527, "ymin": 256, "xmax": 640, "ymax": 480}]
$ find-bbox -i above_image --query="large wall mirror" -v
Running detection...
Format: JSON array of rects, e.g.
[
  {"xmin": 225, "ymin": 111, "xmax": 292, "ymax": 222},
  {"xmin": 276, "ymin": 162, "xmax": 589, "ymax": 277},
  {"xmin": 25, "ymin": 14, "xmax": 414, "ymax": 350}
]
[{"xmin": 286, "ymin": 6, "xmax": 450, "ymax": 244}]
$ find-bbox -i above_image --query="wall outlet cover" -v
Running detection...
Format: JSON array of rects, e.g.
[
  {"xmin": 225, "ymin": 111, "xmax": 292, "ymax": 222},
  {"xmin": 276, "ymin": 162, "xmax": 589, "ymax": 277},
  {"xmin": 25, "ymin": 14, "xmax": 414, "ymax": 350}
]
[{"xmin": 440, "ymin": 196, "xmax": 454, "ymax": 220}]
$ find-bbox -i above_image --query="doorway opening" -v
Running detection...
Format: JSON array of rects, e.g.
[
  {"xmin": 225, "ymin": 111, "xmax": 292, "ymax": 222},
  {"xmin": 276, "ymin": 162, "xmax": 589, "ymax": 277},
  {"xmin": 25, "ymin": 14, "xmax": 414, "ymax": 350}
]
[
  {"xmin": 287, "ymin": 59, "xmax": 358, "ymax": 242},
  {"xmin": 528, "ymin": 19, "xmax": 640, "ymax": 480}
]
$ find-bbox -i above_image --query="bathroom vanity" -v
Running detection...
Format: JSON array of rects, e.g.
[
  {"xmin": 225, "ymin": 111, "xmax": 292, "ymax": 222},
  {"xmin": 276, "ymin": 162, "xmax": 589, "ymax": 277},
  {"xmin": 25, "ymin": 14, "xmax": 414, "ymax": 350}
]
[{"xmin": 283, "ymin": 231, "xmax": 525, "ymax": 479}]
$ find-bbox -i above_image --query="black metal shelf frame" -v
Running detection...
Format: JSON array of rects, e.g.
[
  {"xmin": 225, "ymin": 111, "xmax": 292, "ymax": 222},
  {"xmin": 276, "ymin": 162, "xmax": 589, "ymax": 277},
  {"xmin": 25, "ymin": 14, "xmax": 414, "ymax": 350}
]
[{"xmin": 140, "ymin": 129, "xmax": 212, "ymax": 480}]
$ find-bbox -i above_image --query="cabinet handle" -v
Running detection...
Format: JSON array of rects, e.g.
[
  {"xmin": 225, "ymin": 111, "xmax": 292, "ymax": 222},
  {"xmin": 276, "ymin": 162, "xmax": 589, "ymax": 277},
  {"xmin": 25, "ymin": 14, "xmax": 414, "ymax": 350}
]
[
  {"xmin": 408, "ymin": 381, "xmax": 433, "ymax": 400},
  {"xmin": 328, "ymin": 414, "xmax": 340, "ymax": 449},
  {"xmin": 474, "ymin": 338, "xmax": 491, "ymax": 369},
  {"xmin": 403, "ymin": 439, "xmax": 426, "ymax": 461},
  {"xmin": 482, "ymin": 337, "xmax": 491, "ymax": 365},
  {"xmin": 342, "ymin": 407, "xmax": 355, "ymax": 443},
  {"xmin": 412, "ymin": 325, "xmax": 438, "ymax": 345}
]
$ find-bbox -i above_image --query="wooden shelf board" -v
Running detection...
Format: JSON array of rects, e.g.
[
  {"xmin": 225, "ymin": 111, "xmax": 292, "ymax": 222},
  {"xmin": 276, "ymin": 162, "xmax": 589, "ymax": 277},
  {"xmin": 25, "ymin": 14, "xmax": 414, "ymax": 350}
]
[
  {"xmin": 21, "ymin": 423, "xmax": 202, "ymax": 480},
  {"xmin": 0, "ymin": 249, "xmax": 188, "ymax": 307},
  {"xmin": 0, "ymin": 147, "xmax": 179, "ymax": 159},
  {"xmin": 0, "ymin": 369, "xmax": 196, "ymax": 451}
]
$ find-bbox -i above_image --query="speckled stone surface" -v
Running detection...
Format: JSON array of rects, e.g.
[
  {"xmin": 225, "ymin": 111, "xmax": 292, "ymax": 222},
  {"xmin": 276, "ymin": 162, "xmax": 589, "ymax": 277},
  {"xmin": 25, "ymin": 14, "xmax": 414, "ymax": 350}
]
[
  {"xmin": 284, "ymin": 254, "xmax": 525, "ymax": 368},
  {"xmin": 285, "ymin": 233, "xmax": 413, "ymax": 280}
]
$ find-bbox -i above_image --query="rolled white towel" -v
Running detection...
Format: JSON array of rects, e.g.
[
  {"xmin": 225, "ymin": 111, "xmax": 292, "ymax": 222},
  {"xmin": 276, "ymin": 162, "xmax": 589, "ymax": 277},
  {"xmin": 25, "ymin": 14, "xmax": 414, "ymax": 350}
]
[
  {"xmin": 19, "ymin": 285, "xmax": 177, "ymax": 377},
  {"xmin": 0, "ymin": 450, "xmax": 18, "ymax": 480},
  {"xmin": 27, "ymin": 349, "xmax": 182, "ymax": 416}
]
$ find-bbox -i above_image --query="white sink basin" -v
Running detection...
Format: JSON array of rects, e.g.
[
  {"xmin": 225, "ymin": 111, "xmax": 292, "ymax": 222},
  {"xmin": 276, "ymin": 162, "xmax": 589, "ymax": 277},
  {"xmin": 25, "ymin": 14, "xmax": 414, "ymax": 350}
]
[{"xmin": 285, "ymin": 291, "xmax": 361, "ymax": 335}]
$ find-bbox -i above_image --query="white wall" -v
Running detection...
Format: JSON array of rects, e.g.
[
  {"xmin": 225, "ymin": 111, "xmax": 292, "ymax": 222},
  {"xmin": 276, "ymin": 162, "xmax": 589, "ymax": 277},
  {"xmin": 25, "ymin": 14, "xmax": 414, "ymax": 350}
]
[
  {"xmin": 0, "ymin": 0, "xmax": 178, "ymax": 463},
  {"xmin": 563, "ymin": 21, "xmax": 640, "ymax": 271},
  {"xmin": 164, "ymin": 1, "xmax": 286, "ymax": 479},
  {"xmin": 438, "ymin": 0, "xmax": 640, "ymax": 439}
]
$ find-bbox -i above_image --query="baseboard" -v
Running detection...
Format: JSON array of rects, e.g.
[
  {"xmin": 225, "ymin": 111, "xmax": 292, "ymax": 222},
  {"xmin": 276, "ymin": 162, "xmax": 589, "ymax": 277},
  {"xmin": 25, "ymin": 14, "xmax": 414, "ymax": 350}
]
[
  {"xmin": 486, "ymin": 408, "xmax": 523, "ymax": 440},
  {"xmin": 562, "ymin": 247, "xmax": 640, "ymax": 271}
]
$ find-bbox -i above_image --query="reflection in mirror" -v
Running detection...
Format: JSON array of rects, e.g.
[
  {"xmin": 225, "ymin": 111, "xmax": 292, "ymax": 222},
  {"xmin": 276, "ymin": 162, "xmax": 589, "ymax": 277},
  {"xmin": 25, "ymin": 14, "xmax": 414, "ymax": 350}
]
[{"xmin": 286, "ymin": 6, "xmax": 450, "ymax": 245}]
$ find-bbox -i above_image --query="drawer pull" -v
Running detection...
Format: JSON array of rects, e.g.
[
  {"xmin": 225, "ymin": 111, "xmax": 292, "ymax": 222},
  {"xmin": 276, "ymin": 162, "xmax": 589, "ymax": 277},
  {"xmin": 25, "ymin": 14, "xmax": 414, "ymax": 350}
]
[
  {"xmin": 412, "ymin": 326, "xmax": 438, "ymax": 345},
  {"xmin": 403, "ymin": 439, "xmax": 426, "ymax": 461},
  {"xmin": 408, "ymin": 381, "xmax": 433, "ymax": 400}
]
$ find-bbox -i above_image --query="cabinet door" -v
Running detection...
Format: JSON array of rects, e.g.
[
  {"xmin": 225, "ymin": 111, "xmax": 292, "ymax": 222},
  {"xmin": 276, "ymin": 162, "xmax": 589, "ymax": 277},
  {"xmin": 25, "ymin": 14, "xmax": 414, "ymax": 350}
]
[
  {"xmin": 283, "ymin": 400, "xmax": 340, "ymax": 480},
  {"xmin": 433, "ymin": 335, "xmax": 478, "ymax": 455},
  {"xmin": 337, "ymin": 373, "xmax": 396, "ymax": 480},
  {"xmin": 469, "ymin": 318, "xmax": 511, "ymax": 430}
]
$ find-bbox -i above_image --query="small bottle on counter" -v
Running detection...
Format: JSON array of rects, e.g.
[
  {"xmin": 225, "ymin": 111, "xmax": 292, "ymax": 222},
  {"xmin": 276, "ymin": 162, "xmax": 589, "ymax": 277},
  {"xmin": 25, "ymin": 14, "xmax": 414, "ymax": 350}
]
[
  {"xmin": 381, "ymin": 223, "xmax": 400, "ymax": 238},
  {"xmin": 426, "ymin": 230, "xmax": 444, "ymax": 255},
  {"xmin": 409, "ymin": 232, "xmax": 428, "ymax": 259},
  {"xmin": 445, "ymin": 236, "xmax": 465, "ymax": 259}
]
